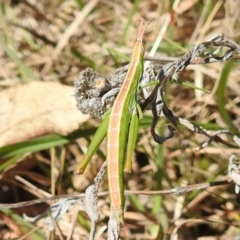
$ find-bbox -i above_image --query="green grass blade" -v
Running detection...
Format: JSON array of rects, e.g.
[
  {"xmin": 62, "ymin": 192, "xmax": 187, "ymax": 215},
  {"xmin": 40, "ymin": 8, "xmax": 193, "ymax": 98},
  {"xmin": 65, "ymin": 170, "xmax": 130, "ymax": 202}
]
[
  {"xmin": 71, "ymin": 48, "xmax": 96, "ymax": 68},
  {"xmin": 118, "ymin": 0, "xmax": 142, "ymax": 46},
  {"xmin": 141, "ymin": 79, "xmax": 210, "ymax": 93},
  {"xmin": 0, "ymin": 155, "xmax": 22, "ymax": 172},
  {"xmin": 128, "ymin": 194, "xmax": 146, "ymax": 212},
  {"xmin": 176, "ymin": 80, "xmax": 210, "ymax": 93},
  {"xmin": 0, "ymin": 128, "xmax": 96, "ymax": 158},
  {"xmin": 75, "ymin": 0, "xmax": 85, "ymax": 8},
  {"xmin": 107, "ymin": 47, "xmax": 130, "ymax": 67},
  {"xmin": 75, "ymin": 113, "xmax": 110, "ymax": 174},
  {"xmin": 152, "ymin": 125, "xmax": 164, "ymax": 214},
  {"xmin": 0, "ymin": 40, "xmax": 38, "ymax": 82},
  {"xmin": 0, "ymin": 4, "xmax": 14, "ymax": 46},
  {"xmin": 216, "ymin": 61, "xmax": 238, "ymax": 134}
]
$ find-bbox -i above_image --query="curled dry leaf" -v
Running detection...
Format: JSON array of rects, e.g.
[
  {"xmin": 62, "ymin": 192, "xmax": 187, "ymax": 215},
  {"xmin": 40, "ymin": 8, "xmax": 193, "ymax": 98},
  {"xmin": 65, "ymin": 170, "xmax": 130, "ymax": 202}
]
[{"xmin": 0, "ymin": 81, "xmax": 89, "ymax": 147}]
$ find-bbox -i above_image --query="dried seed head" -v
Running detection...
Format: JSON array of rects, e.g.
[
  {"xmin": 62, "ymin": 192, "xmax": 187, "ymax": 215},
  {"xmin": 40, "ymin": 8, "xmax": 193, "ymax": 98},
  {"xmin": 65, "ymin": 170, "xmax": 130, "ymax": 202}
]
[{"xmin": 74, "ymin": 68, "xmax": 111, "ymax": 118}]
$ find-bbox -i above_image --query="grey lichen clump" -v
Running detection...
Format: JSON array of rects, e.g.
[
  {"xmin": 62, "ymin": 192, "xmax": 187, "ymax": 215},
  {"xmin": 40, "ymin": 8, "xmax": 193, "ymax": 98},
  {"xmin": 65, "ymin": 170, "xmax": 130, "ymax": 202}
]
[
  {"xmin": 74, "ymin": 68, "xmax": 111, "ymax": 118},
  {"xmin": 74, "ymin": 66, "xmax": 131, "ymax": 118}
]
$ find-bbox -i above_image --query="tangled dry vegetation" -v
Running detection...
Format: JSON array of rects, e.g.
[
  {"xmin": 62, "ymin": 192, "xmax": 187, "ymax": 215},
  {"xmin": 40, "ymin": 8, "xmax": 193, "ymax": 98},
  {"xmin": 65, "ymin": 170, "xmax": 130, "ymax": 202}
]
[{"xmin": 0, "ymin": 0, "xmax": 240, "ymax": 239}]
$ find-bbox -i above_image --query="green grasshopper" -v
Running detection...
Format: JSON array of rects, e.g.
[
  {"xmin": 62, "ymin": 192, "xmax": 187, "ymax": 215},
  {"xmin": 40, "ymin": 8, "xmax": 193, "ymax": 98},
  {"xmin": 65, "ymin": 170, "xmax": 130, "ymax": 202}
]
[
  {"xmin": 106, "ymin": 20, "xmax": 150, "ymax": 226},
  {"xmin": 75, "ymin": 20, "xmax": 150, "ymax": 226}
]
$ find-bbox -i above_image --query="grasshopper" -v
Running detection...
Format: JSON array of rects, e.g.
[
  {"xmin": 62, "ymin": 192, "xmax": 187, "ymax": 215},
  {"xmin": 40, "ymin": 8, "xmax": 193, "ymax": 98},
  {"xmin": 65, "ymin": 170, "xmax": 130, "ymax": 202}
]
[
  {"xmin": 75, "ymin": 20, "xmax": 150, "ymax": 226},
  {"xmin": 107, "ymin": 20, "xmax": 150, "ymax": 225}
]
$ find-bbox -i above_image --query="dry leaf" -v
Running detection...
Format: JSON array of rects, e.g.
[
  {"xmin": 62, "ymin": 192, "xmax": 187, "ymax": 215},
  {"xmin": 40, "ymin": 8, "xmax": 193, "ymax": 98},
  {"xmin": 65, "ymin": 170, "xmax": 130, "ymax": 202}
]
[{"xmin": 0, "ymin": 81, "xmax": 89, "ymax": 147}]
